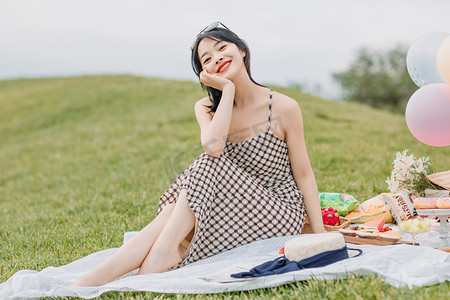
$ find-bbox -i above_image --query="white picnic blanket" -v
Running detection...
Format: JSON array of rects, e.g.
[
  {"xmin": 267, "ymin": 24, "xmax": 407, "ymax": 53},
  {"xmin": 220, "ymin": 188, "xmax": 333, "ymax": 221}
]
[{"xmin": 0, "ymin": 232, "xmax": 449, "ymax": 299}]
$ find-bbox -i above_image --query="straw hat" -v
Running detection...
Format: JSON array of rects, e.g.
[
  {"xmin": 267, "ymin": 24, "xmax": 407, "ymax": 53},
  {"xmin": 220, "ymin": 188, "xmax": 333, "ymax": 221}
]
[
  {"xmin": 231, "ymin": 233, "xmax": 362, "ymax": 278},
  {"xmin": 284, "ymin": 232, "xmax": 362, "ymax": 260},
  {"xmin": 426, "ymin": 170, "xmax": 450, "ymax": 190}
]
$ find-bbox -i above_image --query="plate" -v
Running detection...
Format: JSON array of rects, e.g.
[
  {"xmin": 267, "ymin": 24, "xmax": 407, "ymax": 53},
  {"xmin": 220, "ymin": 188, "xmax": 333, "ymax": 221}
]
[
  {"xmin": 355, "ymin": 231, "xmax": 378, "ymax": 239},
  {"xmin": 338, "ymin": 229, "xmax": 357, "ymax": 236},
  {"xmin": 376, "ymin": 235, "xmax": 400, "ymax": 242}
]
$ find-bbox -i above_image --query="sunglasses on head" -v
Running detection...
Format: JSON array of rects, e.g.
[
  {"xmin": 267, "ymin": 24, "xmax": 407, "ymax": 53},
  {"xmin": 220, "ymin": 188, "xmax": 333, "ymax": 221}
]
[{"xmin": 190, "ymin": 21, "xmax": 230, "ymax": 50}]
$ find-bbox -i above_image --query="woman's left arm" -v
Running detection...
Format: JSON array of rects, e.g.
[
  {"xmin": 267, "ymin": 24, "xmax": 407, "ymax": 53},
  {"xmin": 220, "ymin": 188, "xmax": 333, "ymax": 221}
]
[{"xmin": 282, "ymin": 97, "xmax": 326, "ymax": 234}]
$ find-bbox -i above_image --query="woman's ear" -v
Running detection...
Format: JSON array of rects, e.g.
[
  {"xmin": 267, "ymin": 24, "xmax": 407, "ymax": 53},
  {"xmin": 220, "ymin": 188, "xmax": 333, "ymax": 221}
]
[{"xmin": 241, "ymin": 50, "xmax": 246, "ymax": 58}]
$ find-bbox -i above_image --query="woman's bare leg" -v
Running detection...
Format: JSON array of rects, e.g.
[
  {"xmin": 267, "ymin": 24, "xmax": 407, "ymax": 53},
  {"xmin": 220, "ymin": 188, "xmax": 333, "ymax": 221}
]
[
  {"xmin": 72, "ymin": 202, "xmax": 175, "ymax": 287},
  {"xmin": 138, "ymin": 188, "xmax": 195, "ymax": 274}
]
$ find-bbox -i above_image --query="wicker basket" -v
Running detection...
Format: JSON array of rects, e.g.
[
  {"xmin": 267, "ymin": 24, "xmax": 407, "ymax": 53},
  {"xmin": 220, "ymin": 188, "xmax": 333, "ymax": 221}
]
[{"xmin": 302, "ymin": 216, "xmax": 351, "ymax": 234}]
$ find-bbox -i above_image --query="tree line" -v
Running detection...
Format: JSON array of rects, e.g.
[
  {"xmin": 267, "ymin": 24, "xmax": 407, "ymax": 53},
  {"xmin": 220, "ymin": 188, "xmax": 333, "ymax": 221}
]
[{"xmin": 333, "ymin": 44, "xmax": 417, "ymax": 113}]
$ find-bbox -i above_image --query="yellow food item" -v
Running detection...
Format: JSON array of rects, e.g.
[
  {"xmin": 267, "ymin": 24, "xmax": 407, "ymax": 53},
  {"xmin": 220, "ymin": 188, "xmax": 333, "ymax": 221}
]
[
  {"xmin": 398, "ymin": 217, "xmax": 431, "ymax": 233},
  {"xmin": 379, "ymin": 230, "xmax": 402, "ymax": 239},
  {"xmin": 345, "ymin": 194, "xmax": 394, "ymax": 224}
]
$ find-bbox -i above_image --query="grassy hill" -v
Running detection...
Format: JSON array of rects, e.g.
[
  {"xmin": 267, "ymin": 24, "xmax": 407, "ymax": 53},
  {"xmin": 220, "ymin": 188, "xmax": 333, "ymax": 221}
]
[{"xmin": 0, "ymin": 75, "xmax": 449, "ymax": 298}]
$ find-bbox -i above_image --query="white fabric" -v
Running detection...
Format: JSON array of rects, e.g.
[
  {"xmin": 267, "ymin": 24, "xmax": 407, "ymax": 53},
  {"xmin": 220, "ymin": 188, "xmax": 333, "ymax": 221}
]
[{"xmin": 1, "ymin": 232, "xmax": 449, "ymax": 299}]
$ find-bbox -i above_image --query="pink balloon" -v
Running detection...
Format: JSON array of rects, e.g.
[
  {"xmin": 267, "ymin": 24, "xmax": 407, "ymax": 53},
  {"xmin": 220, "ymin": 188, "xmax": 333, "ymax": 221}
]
[{"xmin": 405, "ymin": 83, "xmax": 450, "ymax": 147}]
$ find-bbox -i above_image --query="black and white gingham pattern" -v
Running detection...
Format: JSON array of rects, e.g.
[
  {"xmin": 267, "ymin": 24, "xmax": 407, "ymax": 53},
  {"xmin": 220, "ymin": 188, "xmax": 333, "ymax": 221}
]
[
  {"xmin": 267, "ymin": 89, "xmax": 272, "ymax": 131},
  {"xmin": 158, "ymin": 90, "xmax": 306, "ymax": 269}
]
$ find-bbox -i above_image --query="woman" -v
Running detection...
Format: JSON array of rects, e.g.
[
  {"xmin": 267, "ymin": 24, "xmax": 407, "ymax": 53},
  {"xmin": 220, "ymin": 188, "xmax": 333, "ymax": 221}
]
[{"xmin": 73, "ymin": 22, "xmax": 325, "ymax": 287}]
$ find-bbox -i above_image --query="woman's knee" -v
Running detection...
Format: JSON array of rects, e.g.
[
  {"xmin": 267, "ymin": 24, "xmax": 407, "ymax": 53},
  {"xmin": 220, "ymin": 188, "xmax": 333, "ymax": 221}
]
[
  {"xmin": 164, "ymin": 188, "xmax": 187, "ymax": 209},
  {"xmin": 162, "ymin": 202, "xmax": 176, "ymax": 214},
  {"xmin": 174, "ymin": 189, "xmax": 194, "ymax": 216},
  {"xmin": 154, "ymin": 202, "xmax": 175, "ymax": 224}
]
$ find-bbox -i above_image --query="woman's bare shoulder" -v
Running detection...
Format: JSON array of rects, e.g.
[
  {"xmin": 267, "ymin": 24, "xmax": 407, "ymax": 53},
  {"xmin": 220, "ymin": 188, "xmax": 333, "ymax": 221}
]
[
  {"xmin": 272, "ymin": 91, "xmax": 301, "ymax": 115},
  {"xmin": 269, "ymin": 91, "xmax": 302, "ymax": 139}
]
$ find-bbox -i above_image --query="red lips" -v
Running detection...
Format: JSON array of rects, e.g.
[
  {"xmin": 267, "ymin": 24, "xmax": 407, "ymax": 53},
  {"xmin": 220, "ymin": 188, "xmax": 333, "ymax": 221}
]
[{"xmin": 217, "ymin": 60, "xmax": 231, "ymax": 73}]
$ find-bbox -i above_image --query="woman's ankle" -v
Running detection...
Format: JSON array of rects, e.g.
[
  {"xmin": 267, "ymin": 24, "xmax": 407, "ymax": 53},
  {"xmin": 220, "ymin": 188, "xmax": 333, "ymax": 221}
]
[
  {"xmin": 138, "ymin": 244, "xmax": 181, "ymax": 274},
  {"xmin": 71, "ymin": 267, "xmax": 114, "ymax": 287}
]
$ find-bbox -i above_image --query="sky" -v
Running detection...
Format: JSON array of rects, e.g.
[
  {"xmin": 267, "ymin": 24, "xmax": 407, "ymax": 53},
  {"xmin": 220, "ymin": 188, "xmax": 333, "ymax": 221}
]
[{"xmin": 1, "ymin": 0, "xmax": 450, "ymax": 99}]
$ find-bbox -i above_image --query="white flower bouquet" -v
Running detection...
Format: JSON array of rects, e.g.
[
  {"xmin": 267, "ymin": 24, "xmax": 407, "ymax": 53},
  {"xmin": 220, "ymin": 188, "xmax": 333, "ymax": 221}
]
[{"xmin": 386, "ymin": 149, "xmax": 442, "ymax": 197}]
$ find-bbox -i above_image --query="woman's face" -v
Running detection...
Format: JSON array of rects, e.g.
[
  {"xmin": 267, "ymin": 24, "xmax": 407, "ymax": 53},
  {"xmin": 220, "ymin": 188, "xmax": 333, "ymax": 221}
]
[{"xmin": 197, "ymin": 38, "xmax": 246, "ymax": 78}]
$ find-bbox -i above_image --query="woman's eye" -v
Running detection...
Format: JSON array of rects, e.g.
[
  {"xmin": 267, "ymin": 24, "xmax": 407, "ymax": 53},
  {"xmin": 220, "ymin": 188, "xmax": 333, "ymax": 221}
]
[
  {"xmin": 203, "ymin": 58, "xmax": 211, "ymax": 64},
  {"xmin": 219, "ymin": 44, "xmax": 227, "ymax": 50}
]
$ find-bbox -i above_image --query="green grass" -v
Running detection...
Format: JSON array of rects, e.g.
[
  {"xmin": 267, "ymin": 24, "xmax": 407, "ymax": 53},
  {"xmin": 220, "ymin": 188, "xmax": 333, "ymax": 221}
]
[{"xmin": 0, "ymin": 75, "xmax": 449, "ymax": 299}]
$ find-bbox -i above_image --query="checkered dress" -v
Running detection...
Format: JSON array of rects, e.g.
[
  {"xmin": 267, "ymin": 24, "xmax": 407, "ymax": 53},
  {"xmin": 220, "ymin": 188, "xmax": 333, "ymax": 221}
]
[{"xmin": 158, "ymin": 89, "xmax": 306, "ymax": 269}]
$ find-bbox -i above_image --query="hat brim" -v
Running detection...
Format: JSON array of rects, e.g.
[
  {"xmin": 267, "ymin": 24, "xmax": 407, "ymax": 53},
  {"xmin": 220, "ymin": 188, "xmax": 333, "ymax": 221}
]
[
  {"xmin": 426, "ymin": 170, "xmax": 450, "ymax": 190},
  {"xmin": 347, "ymin": 248, "xmax": 363, "ymax": 258},
  {"xmin": 231, "ymin": 246, "xmax": 363, "ymax": 278}
]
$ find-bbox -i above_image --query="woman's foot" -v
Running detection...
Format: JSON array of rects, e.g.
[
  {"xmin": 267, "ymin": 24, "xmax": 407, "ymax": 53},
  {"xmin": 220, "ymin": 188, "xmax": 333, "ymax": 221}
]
[{"xmin": 71, "ymin": 267, "xmax": 112, "ymax": 287}]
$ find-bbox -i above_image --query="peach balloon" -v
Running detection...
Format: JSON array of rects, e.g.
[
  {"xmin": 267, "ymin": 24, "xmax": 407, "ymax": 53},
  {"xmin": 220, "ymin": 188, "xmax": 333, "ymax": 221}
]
[{"xmin": 437, "ymin": 35, "xmax": 450, "ymax": 85}]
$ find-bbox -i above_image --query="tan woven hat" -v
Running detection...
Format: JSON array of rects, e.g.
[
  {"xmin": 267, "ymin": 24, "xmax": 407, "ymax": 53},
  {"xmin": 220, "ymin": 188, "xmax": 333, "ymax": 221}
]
[{"xmin": 426, "ymin": 170, "xmax": 450, "ymax": 190}]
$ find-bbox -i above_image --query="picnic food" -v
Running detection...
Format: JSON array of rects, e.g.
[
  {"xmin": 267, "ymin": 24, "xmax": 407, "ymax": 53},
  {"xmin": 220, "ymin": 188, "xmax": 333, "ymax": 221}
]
[
  {"xmin": 356, "ymin": 218, "xmax": 385, "ymax": 232},
  {"xmin": 354, "ymin": 218, "xmax": 393, "ymax": 234},
  {"xmin": 339, "ymin": 227, "xmax": 403, "ymax": 241},
  {"xmin": 302, "ymin": 215, "xmax": 350, "ymax": 233},
  {"xmin": 345, "ymin": 194, "xmax": 394, "ymax": 224},
  {"xmin": 383, "ymin": 192, "xmax": 416, "ymax": 223},
  {"xmin": 284, "ymin": 232, "xmax": 345, "ymax": 261},
  {"xmin": 412, "ymin": 197, "xmax": 450, "ymax": 209},
  {"xmin": 319, "ymin": 193, "xmax": 360, "ymax": 216},
  {"xmin": 413, "ymin": 198, "xmax": 437, "ymax": 209},
  {"xmin": 348, "ymin": 218, "xmax": 392, "ymax": 233},
  {"xmin": 436, "ymin": 198, "xmax": 450, "ymax": 209},
  {"xmin": 413, "ymin": 197, "xmax": 437, "ymax": 209},
  {"xmin": 377, "ymin": 233, "xmax": 400, "ymax": 242},
  {"xmin": 379, "ymin": 230, "xmax": 402, "ymax": 239},
  {"xmin": 322, "ymin": 207, "xmax": 340, "ymax": 226},
  {"xmin": 430, "ymin": 218, "xmax": 440, "ymax": 232},
  {"xmin": 398, "ymin": 216, "xmax": 431, "ymax": 233}
]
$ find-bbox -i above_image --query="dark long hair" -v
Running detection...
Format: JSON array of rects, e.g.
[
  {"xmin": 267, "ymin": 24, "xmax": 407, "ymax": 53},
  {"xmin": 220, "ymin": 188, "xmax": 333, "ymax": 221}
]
[{"xmin": 191, "ymin": 27, "xmax": 265, "ymax": 113}]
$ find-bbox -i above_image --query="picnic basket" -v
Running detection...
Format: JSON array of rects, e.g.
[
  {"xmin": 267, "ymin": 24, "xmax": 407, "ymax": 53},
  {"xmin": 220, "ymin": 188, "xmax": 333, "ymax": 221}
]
[{"xmin": 302, "ymin": 216, "xmax": 351, "ymax": 234}]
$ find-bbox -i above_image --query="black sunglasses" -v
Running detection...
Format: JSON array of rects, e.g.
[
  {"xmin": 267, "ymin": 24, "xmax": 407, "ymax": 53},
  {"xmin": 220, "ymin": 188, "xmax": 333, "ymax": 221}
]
[{"xmin": 190, "ymin": 21, "xmax": 230, "ymax": 50}]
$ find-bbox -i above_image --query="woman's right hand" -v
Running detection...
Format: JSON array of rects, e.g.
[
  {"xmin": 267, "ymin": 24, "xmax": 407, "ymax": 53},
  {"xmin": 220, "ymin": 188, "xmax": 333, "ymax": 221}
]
[{"xmin": 199, "ymin": 69, "xmax": 235, "ymax": 91}]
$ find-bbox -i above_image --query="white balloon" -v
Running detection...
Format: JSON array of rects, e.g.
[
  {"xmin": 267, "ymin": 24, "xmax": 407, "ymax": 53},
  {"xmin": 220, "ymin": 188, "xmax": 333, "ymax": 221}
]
[{"xmin": 406, "ymin": 32, "xmax": 448, "ymax": 87}]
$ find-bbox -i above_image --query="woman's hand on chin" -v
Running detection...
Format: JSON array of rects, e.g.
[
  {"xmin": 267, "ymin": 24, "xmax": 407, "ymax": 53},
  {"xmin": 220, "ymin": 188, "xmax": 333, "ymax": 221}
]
[{"xmin": 200, "ymin": 69, "xmax": 234, "ymax": 91}]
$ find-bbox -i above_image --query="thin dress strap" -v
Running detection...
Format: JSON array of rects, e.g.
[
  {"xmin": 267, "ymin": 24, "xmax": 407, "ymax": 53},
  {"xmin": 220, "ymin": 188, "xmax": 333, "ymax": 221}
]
[{"xmin": 267, "ymin": 89, "xmax": 273, "ymax": 131}]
